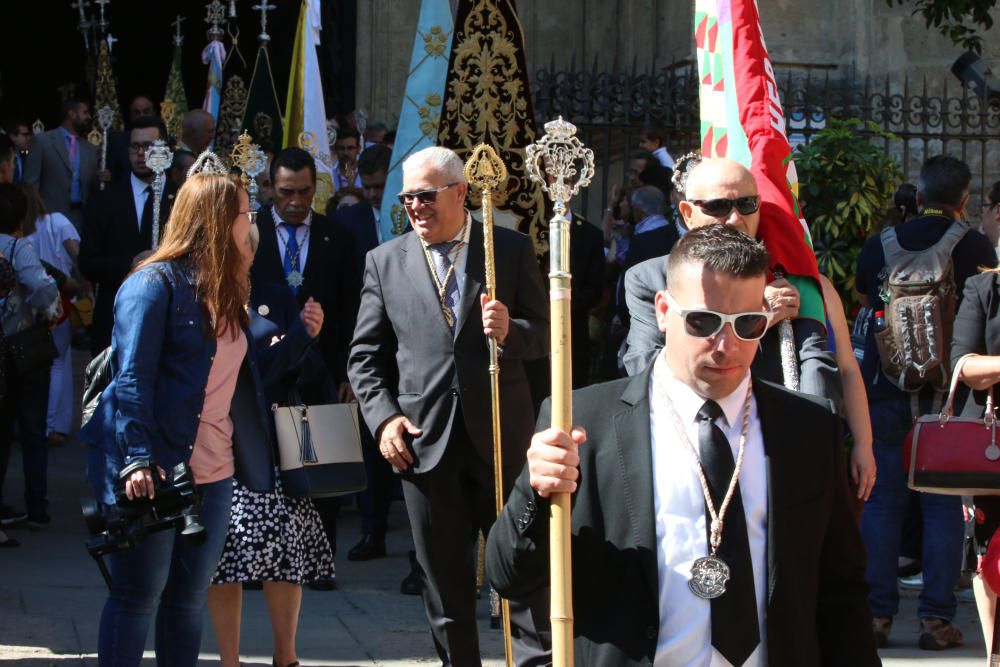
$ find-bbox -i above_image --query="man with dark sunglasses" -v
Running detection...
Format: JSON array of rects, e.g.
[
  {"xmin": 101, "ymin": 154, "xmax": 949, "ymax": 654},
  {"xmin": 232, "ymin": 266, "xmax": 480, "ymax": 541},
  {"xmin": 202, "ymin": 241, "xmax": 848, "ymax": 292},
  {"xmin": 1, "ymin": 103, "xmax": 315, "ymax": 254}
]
[
  {"xmin": 348, "ymin": 146, "xmax": 550, "ymax": 665},
  {"xmin": 620, "ymin": 157, "xmax": 842, "ymax": 412},
  {"xmin": 487, "ymin": 223, "xmax": 878, "ymax": 667}
]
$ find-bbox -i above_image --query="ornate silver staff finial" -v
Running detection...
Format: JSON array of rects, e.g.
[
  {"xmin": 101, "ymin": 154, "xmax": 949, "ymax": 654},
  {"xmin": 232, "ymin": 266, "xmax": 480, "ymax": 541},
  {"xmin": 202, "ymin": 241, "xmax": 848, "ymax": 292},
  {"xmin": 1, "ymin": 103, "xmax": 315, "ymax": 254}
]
[
  {"xmin": 105, "ymin": 32, "xmax": 117, "ymax": 55},
  {"xmin": 31, "ymin": 119, "xmax": 45, "ymax": 135},
  {"xmin": 97, "ymin": 106, "xmax": 115, "ymax": 190},
  {"xmin": 230, "ymin": 131, "xmax": 267, "ymax": 210},
  {"xmin": 188, "ymin": 149, "xmax": 229, "ymax": 179},
  {"xmin": 251, "ymin": 1, "xmax": 276, "ymax": 43},
  {"xmin": 205, "ymin": 0, "xmax": 226, "ymax": 39},
  {"xmin": 228, "ymin": 0, "xmax": 237, "ymax": 19},
  {"xmin": 145, "ymin": 140, "xmax": 174, "ymax": 247},
  {"xmin": 525, "ymin": 116, "xmax": 595, "ymax": 218},
  {"xmin": 325, "ymin": 119, "xmax": 338, "ymax": 148},
  {"xmin": 172, "ymin": 15, "xmax": 185, "ymax": 46}
]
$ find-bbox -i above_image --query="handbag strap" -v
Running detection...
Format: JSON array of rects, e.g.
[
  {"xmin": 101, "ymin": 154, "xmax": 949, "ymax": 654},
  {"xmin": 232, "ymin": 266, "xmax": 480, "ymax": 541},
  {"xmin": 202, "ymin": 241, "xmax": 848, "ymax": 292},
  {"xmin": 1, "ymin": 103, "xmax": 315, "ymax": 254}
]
[{"xmin": 942, "ymin": 353, "xmax": 996, "ymax": 424}]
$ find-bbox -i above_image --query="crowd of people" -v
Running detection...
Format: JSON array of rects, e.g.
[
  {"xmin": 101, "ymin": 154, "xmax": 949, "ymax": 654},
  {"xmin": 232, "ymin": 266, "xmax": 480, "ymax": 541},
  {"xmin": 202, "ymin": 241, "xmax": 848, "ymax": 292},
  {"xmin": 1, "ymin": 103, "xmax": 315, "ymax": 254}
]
[{"xmin": 3, "ymin": 93, "xmax": 1000, "ymax": 666}]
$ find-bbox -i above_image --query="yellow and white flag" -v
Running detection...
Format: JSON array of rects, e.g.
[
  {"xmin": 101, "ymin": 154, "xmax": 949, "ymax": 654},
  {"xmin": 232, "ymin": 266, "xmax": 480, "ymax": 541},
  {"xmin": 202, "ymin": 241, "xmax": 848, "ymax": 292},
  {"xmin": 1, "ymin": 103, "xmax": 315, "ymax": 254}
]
[{"xmin": 284, "ymin": 0, "xmax": 333, "ymax": 213}]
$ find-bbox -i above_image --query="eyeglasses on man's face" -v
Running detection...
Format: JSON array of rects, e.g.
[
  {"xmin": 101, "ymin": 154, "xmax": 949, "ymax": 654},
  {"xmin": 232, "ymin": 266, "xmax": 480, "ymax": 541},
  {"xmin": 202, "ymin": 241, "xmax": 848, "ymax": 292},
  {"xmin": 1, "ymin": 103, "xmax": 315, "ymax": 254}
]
[
  {"xmin": 128, "ymin": 142, "xmax": 154, "ymax": 154},
  {"xmin": 397, "ymin": 182, "xmax": 459, "ymax": 207}
]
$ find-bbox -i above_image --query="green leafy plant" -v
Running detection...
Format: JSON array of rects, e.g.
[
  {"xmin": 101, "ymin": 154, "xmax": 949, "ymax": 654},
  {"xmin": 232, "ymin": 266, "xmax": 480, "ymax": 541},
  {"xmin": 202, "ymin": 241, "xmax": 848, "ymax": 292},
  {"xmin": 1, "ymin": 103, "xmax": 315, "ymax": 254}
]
[
  {"xmin": 795, "ymin": 118, "xmax": 902, "ymax": 309},
  {"xmin": 887, "ymin": 0, "xmax": 995, "ymax": 53}
]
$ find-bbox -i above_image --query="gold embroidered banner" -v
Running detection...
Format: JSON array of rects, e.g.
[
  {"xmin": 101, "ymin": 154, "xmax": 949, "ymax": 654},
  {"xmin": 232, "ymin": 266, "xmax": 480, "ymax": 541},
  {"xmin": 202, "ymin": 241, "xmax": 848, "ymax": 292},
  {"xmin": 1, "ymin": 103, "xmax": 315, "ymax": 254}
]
[{"xmin": 437, "ymin": 0, "xmax": 548, "ymax": 255}]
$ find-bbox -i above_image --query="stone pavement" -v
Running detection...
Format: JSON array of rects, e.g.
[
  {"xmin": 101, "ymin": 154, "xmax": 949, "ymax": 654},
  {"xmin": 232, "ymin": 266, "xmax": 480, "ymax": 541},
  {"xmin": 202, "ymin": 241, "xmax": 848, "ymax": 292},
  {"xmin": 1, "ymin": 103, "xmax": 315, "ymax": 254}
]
[{"xmin": 0, "ymin": 429, "xmax": 987, "ymax": 666}]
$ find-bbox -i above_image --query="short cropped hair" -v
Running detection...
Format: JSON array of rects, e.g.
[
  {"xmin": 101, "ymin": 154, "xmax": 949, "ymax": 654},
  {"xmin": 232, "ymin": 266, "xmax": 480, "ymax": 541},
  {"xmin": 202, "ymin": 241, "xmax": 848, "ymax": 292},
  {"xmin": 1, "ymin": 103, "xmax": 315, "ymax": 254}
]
[
  {"xmin": 61, "ymin": 98, "xmax": 88, "ymax": 121},
  {"xmin": 334, "ymin": 127, "xmax": 360, "ymax": 144},
  {"xmin": 402, "ymin": 146, "xmax": 466, "ymax": 184},
  {"xmin": 640, "ymin": 125, "xmax": 667, "ymax": 145},
  {"xmin": 918, "ymin": 155, "xmax": 972, "ymax": 210},
  {"xmin": 129, "ymin": 115, "xmax": 166, "ymax": 139},
  {"xmin": 666, "ymin": 223, "xmax": 769, "ymax": 290},
  {"xmin": 631, "ymin": 185, "xmax": 666, "ymax": 217},
  {"xmin": 358, "ymin": 144, "xmax": 391, "ymax": 175},
  {"xmin": 270, "ymin": 147, "xmax": 317, "ymax": 184}
]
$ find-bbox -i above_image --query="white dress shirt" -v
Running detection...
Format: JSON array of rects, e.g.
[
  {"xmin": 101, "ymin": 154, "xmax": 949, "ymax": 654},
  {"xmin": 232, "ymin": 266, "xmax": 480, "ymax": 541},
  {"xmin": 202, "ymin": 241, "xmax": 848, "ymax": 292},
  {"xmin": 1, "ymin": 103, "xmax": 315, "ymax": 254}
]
[
  {"xmin": 649, "ymin": 354, "xmax": 768, "ymax": 667},
  {"xmin": 130, "ymin": 173, "xmax": 153, "ymax": 229},
  {"xmin": 273, "ymin": 205, "xmax": 313, "ymax": 271},
  {"xmin": 653, "ymin": 146, "xmax": 676, "ymax": 169}
]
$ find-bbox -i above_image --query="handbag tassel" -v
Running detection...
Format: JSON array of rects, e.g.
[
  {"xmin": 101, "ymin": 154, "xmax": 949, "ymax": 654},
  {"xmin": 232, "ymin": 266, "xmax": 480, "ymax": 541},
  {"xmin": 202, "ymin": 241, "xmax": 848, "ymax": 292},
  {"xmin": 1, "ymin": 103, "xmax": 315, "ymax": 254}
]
[{"xmin": 300, "ymin": 407, "xmax": 318, "ymax": 464}]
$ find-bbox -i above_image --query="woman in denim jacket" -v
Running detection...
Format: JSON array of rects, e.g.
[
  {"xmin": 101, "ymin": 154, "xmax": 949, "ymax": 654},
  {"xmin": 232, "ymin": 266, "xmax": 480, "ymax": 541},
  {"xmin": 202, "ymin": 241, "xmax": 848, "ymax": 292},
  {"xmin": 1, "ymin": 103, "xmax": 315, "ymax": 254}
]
[{"xmin": 81, "ymin": 173, "xmax": 323, "ymax": 667}]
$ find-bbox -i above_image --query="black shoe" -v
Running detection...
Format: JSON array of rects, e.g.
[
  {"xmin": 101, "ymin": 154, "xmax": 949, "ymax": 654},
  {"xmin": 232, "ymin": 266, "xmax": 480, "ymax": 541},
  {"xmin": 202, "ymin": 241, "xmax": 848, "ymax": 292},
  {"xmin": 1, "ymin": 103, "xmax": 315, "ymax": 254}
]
[
  {"xmin": 25, "ymin": 512, "xmax": 51, "ymax": 530},
  {"xmin": 400, "ymin": 550, "xmax": 423, "ymax": 596},
  {"xmin": 0, "ymin": 506, "xmax": 26, "ymax": 526},
  {"xmin": 348, "ymin": 534, "xmax": 386, "ymax": 561},
  {"xmin": 308, "ymin": 577, "xmax": 337, "ymax": 591}
]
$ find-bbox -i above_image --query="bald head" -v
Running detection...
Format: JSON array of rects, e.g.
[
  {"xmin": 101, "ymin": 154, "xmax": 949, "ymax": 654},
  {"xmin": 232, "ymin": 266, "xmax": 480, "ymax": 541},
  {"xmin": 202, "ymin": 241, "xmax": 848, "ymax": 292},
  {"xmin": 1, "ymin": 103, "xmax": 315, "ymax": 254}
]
[
  {"xmin": 679, "ymin": 157, "xmax": 760, "ymax": 238},
  {"xmin": 181, "ymin": 109, "xmax": 216, "ymax": 155}
]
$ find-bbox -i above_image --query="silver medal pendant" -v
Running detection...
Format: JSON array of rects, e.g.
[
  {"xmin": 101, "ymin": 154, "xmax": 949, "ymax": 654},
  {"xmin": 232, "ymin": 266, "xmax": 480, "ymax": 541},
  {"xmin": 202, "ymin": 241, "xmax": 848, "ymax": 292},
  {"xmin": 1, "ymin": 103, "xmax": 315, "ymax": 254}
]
[
  {"xmin": 286, "ymin": 270, "xmax": 304, "ymax": 288},
  {"xmin": 688, "ymin": 555, "xmax": 730, "ymax": 599}
]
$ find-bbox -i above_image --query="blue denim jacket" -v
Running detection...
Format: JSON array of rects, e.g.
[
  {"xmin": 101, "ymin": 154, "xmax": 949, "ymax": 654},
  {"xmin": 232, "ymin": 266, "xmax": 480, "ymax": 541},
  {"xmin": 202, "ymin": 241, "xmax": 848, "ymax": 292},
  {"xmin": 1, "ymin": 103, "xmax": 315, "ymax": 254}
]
[{"xmin": 81, "ymin": 260, "xmax": 313, "ymax": 504}]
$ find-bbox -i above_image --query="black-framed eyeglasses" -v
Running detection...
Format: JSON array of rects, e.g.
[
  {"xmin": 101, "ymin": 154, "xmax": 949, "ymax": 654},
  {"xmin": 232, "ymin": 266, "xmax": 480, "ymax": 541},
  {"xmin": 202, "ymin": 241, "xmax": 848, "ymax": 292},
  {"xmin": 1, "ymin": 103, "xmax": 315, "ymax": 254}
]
[
  {"xmin": 128, "ymin": 141, "xmax": 154, "ymax": 153},
  {"xmin": 665, "ymin": 291, "xmax": 772, "ymax": 341},
  {"xmin": 984, "ymin": 201, "xmax": 1000, "ymax": 212},
  {"xmin": 689, "ymin": 196, "xmax": 761, "ymax": 218},
  {"xmin": 397, "ymin": 182, "xmax": 459, "ymax": 207}
]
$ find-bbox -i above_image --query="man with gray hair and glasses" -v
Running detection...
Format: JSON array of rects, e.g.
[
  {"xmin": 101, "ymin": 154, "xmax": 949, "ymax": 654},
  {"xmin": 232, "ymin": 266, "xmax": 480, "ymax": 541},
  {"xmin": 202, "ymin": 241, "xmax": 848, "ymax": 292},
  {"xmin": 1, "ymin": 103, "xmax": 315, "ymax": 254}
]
[{"xmin": 348, "ymin": 146, "xmax": 551, "ymax": 664}]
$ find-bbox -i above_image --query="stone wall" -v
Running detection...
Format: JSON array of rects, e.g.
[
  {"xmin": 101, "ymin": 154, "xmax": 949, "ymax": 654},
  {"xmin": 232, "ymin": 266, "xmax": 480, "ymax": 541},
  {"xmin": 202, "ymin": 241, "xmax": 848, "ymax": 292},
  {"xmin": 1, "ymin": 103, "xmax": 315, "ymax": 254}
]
[{"xmin": 354, "ymin": 1, "xmax": 1000, "ymax": 124}]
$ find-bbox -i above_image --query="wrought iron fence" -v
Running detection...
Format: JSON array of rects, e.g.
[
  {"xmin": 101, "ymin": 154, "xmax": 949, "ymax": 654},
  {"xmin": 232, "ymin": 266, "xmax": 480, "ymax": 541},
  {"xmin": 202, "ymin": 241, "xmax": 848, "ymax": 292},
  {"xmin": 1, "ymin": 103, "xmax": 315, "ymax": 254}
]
[{"xmin": 532, "ymin": 62, "xmax": 1000, "ymax": 220}]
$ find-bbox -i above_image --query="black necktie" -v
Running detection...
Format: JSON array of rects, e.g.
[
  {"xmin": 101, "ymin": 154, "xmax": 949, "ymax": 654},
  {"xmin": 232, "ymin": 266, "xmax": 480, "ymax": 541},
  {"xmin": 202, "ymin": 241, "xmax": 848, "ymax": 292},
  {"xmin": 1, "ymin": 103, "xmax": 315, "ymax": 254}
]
[
  {"xmin": 139, "ymin": 185, "xmax": 154, "ymax": 249},
  {"xmin": 697, "ymin": 400, "xmax": 760, "ymax": 666}
]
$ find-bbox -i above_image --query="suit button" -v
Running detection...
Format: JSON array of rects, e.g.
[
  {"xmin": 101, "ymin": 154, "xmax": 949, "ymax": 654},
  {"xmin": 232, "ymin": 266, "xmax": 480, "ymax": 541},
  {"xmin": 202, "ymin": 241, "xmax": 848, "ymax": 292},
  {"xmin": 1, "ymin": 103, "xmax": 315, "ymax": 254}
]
[
  {"xmin": 645, "ymin": 626, "xmax": 657, "ymax": 639},
  {"xmin": 450, "ymin": 389, "xmax": 458, "ymax": 397}
]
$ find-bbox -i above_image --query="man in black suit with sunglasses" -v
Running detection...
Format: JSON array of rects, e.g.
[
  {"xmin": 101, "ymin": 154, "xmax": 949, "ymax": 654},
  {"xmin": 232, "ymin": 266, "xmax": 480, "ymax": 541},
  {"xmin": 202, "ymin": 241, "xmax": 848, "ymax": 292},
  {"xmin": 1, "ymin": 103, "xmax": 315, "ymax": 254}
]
[
  {"xmin": 487, "ymin": 223, "xmax": 877, "ymax": 666},
  {"xmin": 619, "ymin": 157, "xmax": 841, "ymax": 409}
]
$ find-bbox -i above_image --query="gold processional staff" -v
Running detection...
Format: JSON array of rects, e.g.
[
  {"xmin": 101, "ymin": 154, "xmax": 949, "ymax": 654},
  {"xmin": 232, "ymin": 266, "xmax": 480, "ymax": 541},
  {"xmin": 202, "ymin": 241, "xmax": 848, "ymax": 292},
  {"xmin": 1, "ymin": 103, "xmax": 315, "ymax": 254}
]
[
  {"xmin": 525, "ymin": 117, "xmax": 595, "ymax": 667},
  {"xmin": 464, "ymin": 144, "xmax": 515, "ymax": 667}
]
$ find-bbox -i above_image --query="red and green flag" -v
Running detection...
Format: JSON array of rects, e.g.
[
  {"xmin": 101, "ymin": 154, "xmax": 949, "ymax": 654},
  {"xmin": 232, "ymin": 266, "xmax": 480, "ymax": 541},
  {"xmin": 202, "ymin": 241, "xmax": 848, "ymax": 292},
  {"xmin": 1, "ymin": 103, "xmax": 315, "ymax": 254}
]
[{"xmin": 695, "ymin": 0, "xmax": 824, "ymax": 323}]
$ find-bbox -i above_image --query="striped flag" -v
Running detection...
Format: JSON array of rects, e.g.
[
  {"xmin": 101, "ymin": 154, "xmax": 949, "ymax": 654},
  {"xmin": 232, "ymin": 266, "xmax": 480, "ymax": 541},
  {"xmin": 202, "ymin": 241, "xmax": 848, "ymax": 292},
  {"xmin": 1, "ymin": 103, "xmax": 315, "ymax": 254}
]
[
  {"xmin": 201, "ymin": 38, "xmax": 226, "ymax": 128},
  {"xmin": 284, "ymin": 0, "xmax": 334, "ymax": 213},
  {"xmin": 695, "ymin": 0, "xmax": 824, "ymax": 323},
  {"xmin": 378, "ymin": 0, "xmax": 454, "ymax": 242}
]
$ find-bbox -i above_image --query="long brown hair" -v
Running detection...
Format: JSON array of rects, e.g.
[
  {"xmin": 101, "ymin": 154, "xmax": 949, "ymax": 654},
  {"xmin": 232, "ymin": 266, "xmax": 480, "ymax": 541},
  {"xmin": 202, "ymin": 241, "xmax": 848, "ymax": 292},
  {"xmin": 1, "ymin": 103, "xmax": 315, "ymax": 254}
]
[
  {"xmin": 16, "ymin": 182, "xmax": 46, "ymax": 236},
  {"xmin": 138, "ymin": 173, "xmax": 249, "ymax": 337}
]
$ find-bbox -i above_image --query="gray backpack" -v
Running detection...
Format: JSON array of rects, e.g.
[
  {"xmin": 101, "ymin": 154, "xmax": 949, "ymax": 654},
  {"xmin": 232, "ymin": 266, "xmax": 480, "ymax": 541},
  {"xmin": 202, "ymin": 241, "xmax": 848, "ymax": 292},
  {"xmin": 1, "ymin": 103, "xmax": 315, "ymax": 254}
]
[{"xmin": 873, "ymin": 220, "xmax": 969, "ymax": 392}]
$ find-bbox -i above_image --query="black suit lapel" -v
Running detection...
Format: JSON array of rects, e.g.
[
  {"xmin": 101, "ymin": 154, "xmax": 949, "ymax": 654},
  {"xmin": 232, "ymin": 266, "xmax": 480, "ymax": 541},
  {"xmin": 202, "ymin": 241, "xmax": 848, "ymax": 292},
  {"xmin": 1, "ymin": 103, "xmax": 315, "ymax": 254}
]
[
  {"xmin": 456, "ymin": 218, "xmax": 484, "ymax": 335},
  {"xmin": 403, "ymin": 230, "xmax": 455, "ymax": 333},
  {"xmin": 753, "ymin": 380, "xmax": 785, "ymax": 605},
  {"xmin": 301, "ymin": 216, "xmax": 327, "ymax": 284},
  {"xmin": 613, "ymin": 365, "xmax": 658, "ymax": 593},
  {"xmin": 255, "ymin": 209, "xmax": 287, "ymax": 285}
]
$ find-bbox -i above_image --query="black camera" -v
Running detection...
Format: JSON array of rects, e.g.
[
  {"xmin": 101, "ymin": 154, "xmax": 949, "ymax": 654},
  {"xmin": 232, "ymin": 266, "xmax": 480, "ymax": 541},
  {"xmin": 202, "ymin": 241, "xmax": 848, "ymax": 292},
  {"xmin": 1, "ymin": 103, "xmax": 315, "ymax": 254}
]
[{"xmin": 81, "ymin": 460, "xmax": 205, "ymax": 586}]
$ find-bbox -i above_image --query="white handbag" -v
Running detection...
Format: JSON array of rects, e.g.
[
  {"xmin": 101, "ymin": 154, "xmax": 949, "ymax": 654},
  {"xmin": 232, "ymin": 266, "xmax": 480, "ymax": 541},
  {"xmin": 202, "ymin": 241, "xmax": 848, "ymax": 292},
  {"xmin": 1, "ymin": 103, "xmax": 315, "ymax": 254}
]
[{"xmin": 271, "ymin": 401, "xmax": 367, "ymax": 498}]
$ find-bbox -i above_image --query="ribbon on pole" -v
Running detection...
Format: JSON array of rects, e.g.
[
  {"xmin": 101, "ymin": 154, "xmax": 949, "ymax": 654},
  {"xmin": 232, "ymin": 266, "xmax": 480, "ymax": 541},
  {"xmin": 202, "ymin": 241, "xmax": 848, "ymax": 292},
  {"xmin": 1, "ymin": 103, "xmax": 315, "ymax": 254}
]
[
  {"xmin": 284, "ymin": 0, "xmax": 334, "ymax": 213},
  {"xmin": 694, "ymin": 0, "xmax": 824, "ymax": 326},
  {"xmin": 379, "ymin": 0, "xmax": 454, "ymax": 242}
]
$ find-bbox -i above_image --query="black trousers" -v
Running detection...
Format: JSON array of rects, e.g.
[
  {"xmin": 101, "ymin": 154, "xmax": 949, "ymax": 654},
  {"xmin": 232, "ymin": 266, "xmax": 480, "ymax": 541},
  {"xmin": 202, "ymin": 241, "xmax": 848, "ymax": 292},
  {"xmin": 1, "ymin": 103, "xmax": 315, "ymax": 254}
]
[{"xmin": 401, "ymin": 411, "xmax": 550, "ymax": 667}]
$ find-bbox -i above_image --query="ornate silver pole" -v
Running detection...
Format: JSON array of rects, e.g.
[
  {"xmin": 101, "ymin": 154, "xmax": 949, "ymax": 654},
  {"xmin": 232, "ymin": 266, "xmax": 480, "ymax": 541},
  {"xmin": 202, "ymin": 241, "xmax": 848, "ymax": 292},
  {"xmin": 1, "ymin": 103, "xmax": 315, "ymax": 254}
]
[
  {"xmin": 72, "ymin": 0, "xmax": 92, "ymax": 50},
  {"xmin": 772, "ymin": 270, "xmax": 800, "ymax": 392},
  {"xmin": 96, "ymin": 106, "xmax": 114, "ymax": 190},
  {"xmin": 251, "ymin": 1, "xmax": 277, "ymax": 43},
  {"xmin": 145, "ymin": 140, "xmax": 173, "ymax": 247},
  {"xmin": 525, "ymin": 117, "xmax": 594, "ymax": 667}
]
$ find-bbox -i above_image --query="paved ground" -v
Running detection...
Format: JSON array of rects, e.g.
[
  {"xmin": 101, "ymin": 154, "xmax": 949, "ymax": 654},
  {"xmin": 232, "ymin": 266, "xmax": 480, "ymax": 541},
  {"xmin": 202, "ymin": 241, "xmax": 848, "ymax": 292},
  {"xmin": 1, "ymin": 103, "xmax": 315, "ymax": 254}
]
[{"xmin": 0, "ymin": 355, "xmax": 989, "ymax": 665}]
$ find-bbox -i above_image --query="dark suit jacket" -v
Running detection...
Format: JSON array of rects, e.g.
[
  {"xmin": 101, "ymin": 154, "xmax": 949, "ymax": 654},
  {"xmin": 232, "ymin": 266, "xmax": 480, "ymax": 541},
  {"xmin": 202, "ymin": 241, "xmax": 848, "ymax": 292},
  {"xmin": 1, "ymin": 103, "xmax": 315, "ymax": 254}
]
[
  {"xmin": 486, "ymin": 366, "xmax": 878, "ymax": 666},
  {"xmin": 348, "ymin": 220, "xmax": 549, "ymax": 472},
  {"xmin": 79, "ymin": 177, "xmax": 175, "ymax": 353},
  {"xmin": 617, "ymin": 223, "xmax": 680, "ymax": 324},
  {"xmin": 620, "ymin": 254, "xmax": 844, "ymax": 412},
  {"xmin": 23, "ymin": 127, "xmax": 99, "ymax": 215},
  {"xmin": 250, "ymin": 207, "xmax": 360, "ymax": 385},
  {"xmin": 952, "ymin": 270, "xmax": 1000, "ymax": 418}
]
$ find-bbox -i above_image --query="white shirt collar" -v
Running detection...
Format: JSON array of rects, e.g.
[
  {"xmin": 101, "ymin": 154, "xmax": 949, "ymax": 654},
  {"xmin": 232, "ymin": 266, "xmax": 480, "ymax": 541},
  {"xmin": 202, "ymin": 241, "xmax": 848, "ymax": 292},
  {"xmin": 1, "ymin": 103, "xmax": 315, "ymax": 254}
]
[
  {"xmin": 272, "ymin": 204, "xmax": 313, "ymax": 229},
  {"xmin": 654, "ymin": 351, "xmax": 751, "ymax": 430},
  {"xmin": 130, "ymin": 172, "xmax": 152, "ymax": 196}
]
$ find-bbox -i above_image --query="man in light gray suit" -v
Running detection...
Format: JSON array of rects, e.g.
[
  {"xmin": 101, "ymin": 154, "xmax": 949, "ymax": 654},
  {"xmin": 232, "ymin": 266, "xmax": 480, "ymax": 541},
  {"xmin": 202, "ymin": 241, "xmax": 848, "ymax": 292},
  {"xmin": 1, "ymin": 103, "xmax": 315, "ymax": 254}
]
[
  {"xmin": 348, "ymin": 146, "xmax": 551, "ymax": 665},
  {"xmin": 23, "ymin": 99, "xmax": 102, "ymax": 229},
  {"xmin": 621, "ymin": 157, "xmax": 842, "ymax": 410}
]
